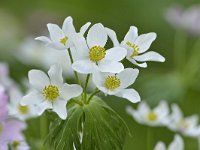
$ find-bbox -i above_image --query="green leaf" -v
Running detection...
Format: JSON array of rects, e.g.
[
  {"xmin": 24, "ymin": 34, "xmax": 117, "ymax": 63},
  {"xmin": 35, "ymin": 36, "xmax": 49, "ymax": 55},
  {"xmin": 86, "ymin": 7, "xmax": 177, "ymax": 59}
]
[{"xmin": 46, "ymin": 96, "xmax": 130, "ymax": 150}]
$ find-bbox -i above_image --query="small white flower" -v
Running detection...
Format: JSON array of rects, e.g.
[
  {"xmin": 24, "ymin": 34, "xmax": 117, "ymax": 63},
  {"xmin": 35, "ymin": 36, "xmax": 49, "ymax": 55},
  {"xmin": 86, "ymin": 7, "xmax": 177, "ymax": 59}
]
[
  {"xmin": 126, "ymin": 101, "xmax": 169, "ymax": 126},
  {"xmin": 154, "ymin": 134, "xmax": 184, "ymax": 150},
  {"xmin": 167, "ymin": 104, "xmax": 200, "ymax": 137},
  {"xmin": 72, "ymin": 23, "xmax": 127, "ymax": 74},
  {"xmin": 35, "ymin": 16, "xmax": 91, "ymax": 50},
  {"xmin": 8, "ymin": 87, "xmax": 37, "ymax": 121},
  {"xmin": 92, "ymin": 68, "xmax": 140, "ymax": 103},
  {"xmin": 20, "ymin": 64, "xmax": 83, "ymax": 120},
  {"xmin": 107, "ymin": 26, "xmax": 165, "ymax": 68},
  {"xmin": 10, "ymin": 140, "xmax": 30, "ymax": 150}
]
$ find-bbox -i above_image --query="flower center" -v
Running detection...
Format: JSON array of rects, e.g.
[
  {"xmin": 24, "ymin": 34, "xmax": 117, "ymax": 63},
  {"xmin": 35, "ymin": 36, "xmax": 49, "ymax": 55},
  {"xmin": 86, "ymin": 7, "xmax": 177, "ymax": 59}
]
[
  {"xmin": 42, "ymin": 85, "xmax": 60, "ymax": 101},
  {"xmin": 60, "ymin": 36, "xmax": 68, "ymax": 45},
  {"xmin": 12, "ymin": 141, "xmax": 20, "ymax": 148},
  {"xmin": 126, "ymin": 42, "xmax": 139, "ymax": 58},
  {"xmin": 89, "ymin": 46, "xmax": 106, "ymax": 62},
  {"xmin": 104, "ymin": 75, "xmax": 121, "ymax": 90},
  {"xmin": 18, "ymin": 105, "xmax": 29, "ymax": 114},
  {"xmin": 178, "ymin": 119, "xmax": 189, "ymax": 129},
  {"xmin": 147, "ymin": 112, "xmax": 157, "ymax": 122}
]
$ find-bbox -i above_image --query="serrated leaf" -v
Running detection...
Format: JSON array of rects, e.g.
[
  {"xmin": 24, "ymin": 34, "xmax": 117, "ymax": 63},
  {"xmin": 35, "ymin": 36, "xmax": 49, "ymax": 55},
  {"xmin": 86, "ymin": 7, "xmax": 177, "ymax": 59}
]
[{"xmin": 46, "ymin": 96, "xmax": 130, "ymax": 150}]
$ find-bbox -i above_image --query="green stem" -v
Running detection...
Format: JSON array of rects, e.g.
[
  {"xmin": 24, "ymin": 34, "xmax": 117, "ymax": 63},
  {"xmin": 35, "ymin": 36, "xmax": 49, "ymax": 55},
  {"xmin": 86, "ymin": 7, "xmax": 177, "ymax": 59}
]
[
  {"xmin": 147, "ymin": 127, "xmax": 153, "ymax": 150},
  {"xmin": 87, "ymin": 89, "xmax": 100, "ymax": 104},
  {"xmin": 67, "ymin": 49, "xmax": 81, "ymax": 85},
  {"xmin": 84, "ymin": 74, "xmax": 90, "ymax": 103}
]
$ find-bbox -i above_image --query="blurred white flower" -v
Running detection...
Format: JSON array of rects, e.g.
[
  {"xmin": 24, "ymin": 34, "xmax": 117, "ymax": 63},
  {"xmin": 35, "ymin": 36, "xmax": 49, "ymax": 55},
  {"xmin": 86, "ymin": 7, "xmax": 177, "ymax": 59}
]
[
  {"xmin": 92, "ymin": 68, "xmax": 140, "ymax": 103},
  {"xmin": 8, "ymin": 87, "xmax": 37, "ymax": 121},
  {"xmin": 167, "ymin": 104, "xmax": 200, "ymax": 137},
  {"xmin": 9, "ymin": 140, "xmax": 30, "ymax": 150},
  {"xmin": 21, "ymin": 64, "xmax": 83, "ymax": 119},
  {"xmin": 154, "ymin": 134, "xmax": 184, "ymax": 150},
  {"xmin": 72, "ymin": 23, "xmax": 127, "ymax": 74},
  {"xmin": 165, "ymin": 5, "xmax": 200, "ymax": 36},
  {"xmin": 106, "ymin": 26, "xmax": 165, "ymax": 68},
  {"xmin": 17, "ymin": 38, "xmax": 74, "ymax": 78},
  {"xmin": 126, "ymin": 101, "xmax": 169, "ymax": 126}
]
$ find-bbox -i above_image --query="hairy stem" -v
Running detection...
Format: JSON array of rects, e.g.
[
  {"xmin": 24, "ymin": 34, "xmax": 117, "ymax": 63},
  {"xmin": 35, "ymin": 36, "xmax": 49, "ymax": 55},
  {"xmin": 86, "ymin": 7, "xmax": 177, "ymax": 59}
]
[
  {"xmin": 87, "ymin": 88, "xmax": 100, "ymax": 104},
  {"xmin": 84, "ymin": 74, "xmax": 90, "ymax": 103}
]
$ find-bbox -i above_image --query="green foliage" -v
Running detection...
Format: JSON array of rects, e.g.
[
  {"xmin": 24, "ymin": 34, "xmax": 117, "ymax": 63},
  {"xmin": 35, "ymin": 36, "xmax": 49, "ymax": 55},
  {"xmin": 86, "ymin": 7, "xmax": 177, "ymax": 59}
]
[{"xmin": 46, "ymin": 96, "xmax": 130, "ymax": 150}]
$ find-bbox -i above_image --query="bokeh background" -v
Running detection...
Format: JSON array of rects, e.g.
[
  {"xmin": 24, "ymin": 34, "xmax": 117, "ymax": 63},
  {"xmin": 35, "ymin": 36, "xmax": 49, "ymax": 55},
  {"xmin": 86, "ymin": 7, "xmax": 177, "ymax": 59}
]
[{"xmin": 1, "ymin": 0, "xmax": 200, "ymax": 149}]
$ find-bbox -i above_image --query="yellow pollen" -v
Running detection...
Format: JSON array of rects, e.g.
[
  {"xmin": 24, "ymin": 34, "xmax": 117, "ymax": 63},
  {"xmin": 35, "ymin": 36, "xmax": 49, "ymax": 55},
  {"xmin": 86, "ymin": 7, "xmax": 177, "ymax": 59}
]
[
  {"xmin": 18, "ymin": 105, "xmax": 29, "ymax": 114},
  {"xmin": 126, "ymin": 41, "xmax": 139, "ymax": 58},
  {"xmin": 42, "ymin": 85, "xmax": 60, "ymax": 102},
  {"xmin": 89, "ymin": 46, "xmax": 106, "ymax": 62},
  {"xmin": 147, "ymin": 112, "xmax": 157, "ymax": 122},
  {"xmin": 104, "ymin": 76, "xmax": 121, "ymax": 90},
  {"xmin": 60, "ymin": 36, "xmax": 68, "ymax": 45},
  {"xmin": 12, "ymin": 141, "xmax": 20, "ymax": 148}
]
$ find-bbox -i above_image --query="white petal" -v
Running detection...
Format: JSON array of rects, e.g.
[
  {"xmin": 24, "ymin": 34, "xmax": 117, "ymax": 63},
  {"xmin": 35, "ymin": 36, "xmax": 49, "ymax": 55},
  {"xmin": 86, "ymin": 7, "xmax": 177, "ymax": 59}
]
[
  {"xmin": 80, "ymin": 22, "xmax": 91, "ymax": 35},
  {"xmin": 21, "ymin": 91, "xmax": 43, "ymax": 105},
  {"xmin": 135, "ymin": 32, "xmax": 156, "ymax": 53},
  {"xmin": 117, "ymin": 68, "xmax": 139, "ymax": 89},
  {"xmin": 92, "ymin": 68, "xmax": 106, "ymax": 88},
  {"xmin": 105, "ymin": 27, "xmax": 120, "ymax": 46},
  {"xmin": 123, "ymin": 26, "xmax": 138, "ymax": 43},
  {"xmin": 72, "ymin": 33, "xmax": 89, "ymax": 58},
  {"xmin": 61, "ymin": 83, "xmax": 83, "ymax": 100},
  {"xmin": 35, "ymin": 36, "xmax": 51, "ymax": 44},
  {"xmin": 154, "ymin": 101, "xmax": 169, "ymax": 118},
  {"xmin": 105, "ymin": 47, "xmax": 127, "ymax": 61},
  {"xmin": 28, "ymin": 70, "xmax": 50, "ymax": 90},
  {"xmin": 47, "ymin": 42, "xmax": 67, "ymax": 50},
  {"xmin": 127, "ymin": 57, "xmax": 147, "ymax": 68},
  {"xmin": 185, "ymin": 115, "xmax": 199, "ymax": 127},
  {"xmin": 48, "ymin": 64, "xmax": 63, "ymax": 86},
  {"xmin": 171, "ymin": 104, "xmax": 183, "ymax": 121},
  {"xmin": 168, "ymin": 135, "xmax": 184, "ymax": 150},
  {"xmin": 138, "ymin": 102, "xmax": 150, "ymax": 116},
  {"xmin": 37, "ymin": 101, "xmax": 52, "ymax": 115},
  {"xmin": 62, "ymin": 16, "xmax": 76, "ymax": 36},
  {"xmin": 134, "ymin": 51, "xmax": 165, "ymax": 62},
  {"xmin": 86, "ymin": 23, "xmax": 107, "ymax": 48},
  {"xmin": 126, "ymin": 106, "xmax": 143, "ymax": 124},
  {"xmin": 98, "ymin": 60, "xmax": 124, "ymax": 73},
  {"xmin": 115, "ymin": 89, "xmax": 140, "ymax": 103},
  {"xmin": 47, "ymin": 23, "xmax": 64, "ymax": 42},
  {"xmin": 154, "ymin": 142, "xmax": 166, "ymax": 150},
  {"xmin": 72, "ymin": 59, "xmax": 94, "ymax": 74},
  {"xmin": 53, "ymin": 99, "xmax": 67, "ymax": 119}
]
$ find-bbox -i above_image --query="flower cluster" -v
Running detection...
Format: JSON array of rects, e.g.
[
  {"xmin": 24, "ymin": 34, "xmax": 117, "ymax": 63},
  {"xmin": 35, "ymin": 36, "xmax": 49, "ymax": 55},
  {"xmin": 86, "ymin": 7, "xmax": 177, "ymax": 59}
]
[
  {"xmin": 20, "ymin": 16, "xmax": 165, "ymax": 120},
  {"xmin": 0, "ymin": 63, "xmax": 30, "ymax": 150},
  {"xmin": 127, "ymin": 101, "xmax": 200, "ymax": 137}
]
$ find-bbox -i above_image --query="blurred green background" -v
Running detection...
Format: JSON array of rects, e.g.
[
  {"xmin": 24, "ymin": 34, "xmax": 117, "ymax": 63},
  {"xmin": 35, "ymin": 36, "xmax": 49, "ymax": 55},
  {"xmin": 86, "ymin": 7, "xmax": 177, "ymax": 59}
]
[{"xmin": 1, "ymin": 0, "xmax": 200, "ymax": 149}]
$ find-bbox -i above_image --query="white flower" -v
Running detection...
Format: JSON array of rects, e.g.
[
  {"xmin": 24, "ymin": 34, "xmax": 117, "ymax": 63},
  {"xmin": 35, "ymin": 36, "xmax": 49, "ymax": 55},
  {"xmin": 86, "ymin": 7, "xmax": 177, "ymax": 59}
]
[
  {"xmin": 167, "ymin": 104, "xmax": 200, "ymax": 137},
  {"xmin": 8, "ymin": 87, "xmax": 37, "ymax": 121},
  {"xmin": 154, "ymin": 134, "xmax": 184, "ymax": 150},
  {"xmin": 92, "ymin": 68, "xmax": 140, "ymax": 103},
  {"xmin": 20, "ymin": 64, "xmax": 83, "ymax": 119},
  {"xmin": 126, "ymin": 101, "xmax": 169, "ymax": 126},
  {"xmin": 35, "ymin": 16, "xmax": 91, "ymax": 50},
  {"xmin": 72, "ymin": 23, "xmax": 127, "ymax": 74},
  {"xmin": 107, "ymin": 26, "xmax": 165, "ymax": 68}
]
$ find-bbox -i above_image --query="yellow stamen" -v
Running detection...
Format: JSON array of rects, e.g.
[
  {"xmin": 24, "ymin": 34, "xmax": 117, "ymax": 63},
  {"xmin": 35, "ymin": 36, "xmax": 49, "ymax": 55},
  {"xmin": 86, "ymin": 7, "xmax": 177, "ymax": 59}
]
[
  {"xmin": 60, "ymin": 36, "xmax": 68, "ymax": 45},
  {"xmin": 178, "ymin": 119, "xmax": 189, "ymax": 129},
  {"xmin": 0, "ymin": 124, "xmax": 3, "ymax": 134},
  {"xmin": 104, "ymin": 76, "xmax": 121, "ymax": 90},
  {"xmin": 89, "ymin": 46, "xmax": 106, "ymax": 62},
  {"xmin": 42, "ymin": 85, "xmax": 60, "ymax": 102},
  {"xmin": 147, "ymin": 112, "xmax": 157, "ymax": 122},
  {"xmin": 18, "ymin": 105, "xmax": 29, "ymax": 114},
  {"xmin": 12, "ymin": 141, "xmax": 20, "ymax": 148},
  {"xmin": 126, "ymin": 41, "xmax": 139, "ymax": 58}
]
